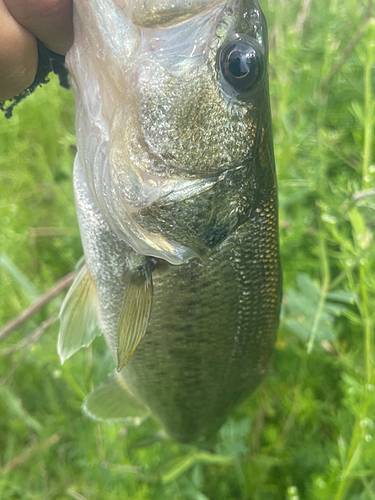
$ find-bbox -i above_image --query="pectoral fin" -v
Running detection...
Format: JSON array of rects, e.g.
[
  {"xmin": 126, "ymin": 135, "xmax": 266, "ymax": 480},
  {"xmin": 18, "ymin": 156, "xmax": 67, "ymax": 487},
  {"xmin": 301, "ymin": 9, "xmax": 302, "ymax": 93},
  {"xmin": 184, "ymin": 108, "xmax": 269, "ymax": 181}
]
[
  {"xmin": 83, "ymin": 371, "xmax": 149, "ymax": 425},
  {"xmin": 58, "ymin": 263, "xmax": 100, "ymax": 364},
  {"xmin": 117, "ymin": 263, "xmax": 153, "ymax": 372}
]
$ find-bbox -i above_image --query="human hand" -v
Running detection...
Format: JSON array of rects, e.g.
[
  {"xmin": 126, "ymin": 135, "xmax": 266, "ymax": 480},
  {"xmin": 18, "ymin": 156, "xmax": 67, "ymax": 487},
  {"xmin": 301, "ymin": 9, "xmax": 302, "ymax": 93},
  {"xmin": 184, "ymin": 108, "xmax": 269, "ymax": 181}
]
[{"xmin": 0, "ymin": 0, "xmax": 73, "ymax": 101}]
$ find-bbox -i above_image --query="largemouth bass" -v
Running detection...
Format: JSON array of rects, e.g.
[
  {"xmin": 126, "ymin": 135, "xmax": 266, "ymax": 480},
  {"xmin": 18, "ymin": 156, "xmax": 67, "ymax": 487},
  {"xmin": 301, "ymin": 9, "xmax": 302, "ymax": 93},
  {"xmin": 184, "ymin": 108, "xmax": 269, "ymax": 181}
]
[{"xmin": 58, "ymin": 0, "xmax": 282, "ymax": 444}]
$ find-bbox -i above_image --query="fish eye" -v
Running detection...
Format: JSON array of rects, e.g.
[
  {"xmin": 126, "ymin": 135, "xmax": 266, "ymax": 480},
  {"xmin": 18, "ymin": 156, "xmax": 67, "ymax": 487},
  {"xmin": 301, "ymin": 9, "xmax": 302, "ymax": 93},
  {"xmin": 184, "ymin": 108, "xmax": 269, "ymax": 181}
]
[{"xmin": 219, "ymin": 38, "xmax": 262, "ymax": 92}]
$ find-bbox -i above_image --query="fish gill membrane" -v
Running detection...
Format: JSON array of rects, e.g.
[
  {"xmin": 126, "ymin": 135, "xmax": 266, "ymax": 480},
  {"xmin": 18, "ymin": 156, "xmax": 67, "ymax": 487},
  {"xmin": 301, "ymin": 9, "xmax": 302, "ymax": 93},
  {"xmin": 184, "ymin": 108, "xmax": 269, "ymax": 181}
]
[{"xmin": 58, "ymin": 0, "xmax": 282, "ymax": 444}]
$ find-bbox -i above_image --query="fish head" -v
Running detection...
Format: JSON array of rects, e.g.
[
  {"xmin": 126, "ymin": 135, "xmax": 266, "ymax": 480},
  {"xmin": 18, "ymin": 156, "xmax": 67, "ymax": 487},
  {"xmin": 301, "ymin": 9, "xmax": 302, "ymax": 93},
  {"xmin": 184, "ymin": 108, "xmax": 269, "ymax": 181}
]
[{"xmin": 67, "ymin": 0, "xmax": 273, "ymax": 263}]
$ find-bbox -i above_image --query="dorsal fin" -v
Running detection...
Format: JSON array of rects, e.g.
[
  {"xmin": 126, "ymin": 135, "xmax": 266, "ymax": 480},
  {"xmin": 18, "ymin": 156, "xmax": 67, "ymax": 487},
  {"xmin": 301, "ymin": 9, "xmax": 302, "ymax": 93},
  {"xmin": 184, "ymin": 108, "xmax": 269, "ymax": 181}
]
[
  {"xmin": 58, "ymin": 263, "xmax": 100, "ymax": 363},
  {"xmin": 117, "ymin": 262, "xmax": 153, "ymax": 371}
]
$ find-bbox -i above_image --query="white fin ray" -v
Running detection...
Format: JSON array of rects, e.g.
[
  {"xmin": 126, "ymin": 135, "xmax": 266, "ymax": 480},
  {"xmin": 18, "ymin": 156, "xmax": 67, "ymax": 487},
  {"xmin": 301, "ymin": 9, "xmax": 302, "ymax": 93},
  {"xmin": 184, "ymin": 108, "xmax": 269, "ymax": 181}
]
[
  {"xmin": 83, "ymin": 371, "xmax": 149, "ymax": 425},
  {"xmin": 117, "ymin": 265, "xmax": 153, "ymax": 371},
  {"xmin": 58, "ymin": 263, "xmax": 101, "ymax": 364}
]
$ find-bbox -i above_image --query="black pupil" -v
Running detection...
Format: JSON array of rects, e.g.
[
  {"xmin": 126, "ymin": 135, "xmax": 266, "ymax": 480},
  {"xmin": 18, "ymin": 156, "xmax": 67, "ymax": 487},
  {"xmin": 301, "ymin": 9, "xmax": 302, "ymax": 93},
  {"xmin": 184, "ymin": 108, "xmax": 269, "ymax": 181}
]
[
  {"xmin": 228, "ymin": 49, "xmax": 252, "ymax": 78},
  {"xmin": 220, "ymin": 39, "xmax": 261, "ymax": 92}
]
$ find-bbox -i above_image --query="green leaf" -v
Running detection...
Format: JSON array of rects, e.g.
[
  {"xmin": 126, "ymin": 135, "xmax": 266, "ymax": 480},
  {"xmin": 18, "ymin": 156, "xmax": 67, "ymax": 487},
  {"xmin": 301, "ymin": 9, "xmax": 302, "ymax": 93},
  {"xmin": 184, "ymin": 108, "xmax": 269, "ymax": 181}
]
[
  {"xmin": 215, "ymin": 418, "xmax": 251, "ymax": 459},
  {"xmin": 326, "ymin": 290, "xmax": 358, "ymax": 304},
  {"xmin": 161, "ymin": 451, "xmax": 232, "ymax": 484},
  {"xmin": 283, "ymin": 273, "xmax": 353, "ymax": 349},
  {"xmin": 0, "ymin": 253, "xmax": 39, "ymax": 301},
  {"xmin": 0, "ymin": 386, "xmax": 42, "ymax": 434}
]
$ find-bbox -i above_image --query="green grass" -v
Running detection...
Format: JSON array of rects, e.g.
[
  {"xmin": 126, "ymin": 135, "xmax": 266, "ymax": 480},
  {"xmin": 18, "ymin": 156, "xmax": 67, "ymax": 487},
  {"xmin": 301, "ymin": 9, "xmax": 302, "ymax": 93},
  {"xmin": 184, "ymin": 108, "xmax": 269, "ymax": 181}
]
[{"xmin": 0, "ymin": 0, "xmax": 374, "ymax": 498}]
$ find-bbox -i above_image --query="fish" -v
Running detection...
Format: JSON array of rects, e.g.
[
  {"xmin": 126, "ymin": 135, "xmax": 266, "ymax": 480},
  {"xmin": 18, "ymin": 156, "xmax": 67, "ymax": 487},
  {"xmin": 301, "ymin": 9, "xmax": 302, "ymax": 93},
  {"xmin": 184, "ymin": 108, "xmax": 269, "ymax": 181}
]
[{"xmin": 57, "ymin": 0, "xmax": 282, "ymax": 444}]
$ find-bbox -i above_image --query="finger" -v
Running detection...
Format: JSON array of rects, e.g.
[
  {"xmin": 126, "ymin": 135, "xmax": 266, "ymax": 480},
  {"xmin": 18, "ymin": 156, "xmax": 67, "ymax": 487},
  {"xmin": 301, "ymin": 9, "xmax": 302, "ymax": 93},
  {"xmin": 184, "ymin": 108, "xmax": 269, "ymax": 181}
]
[
  {"xmin": 3, "ymin": 0, "xmax": 73, "ymax": 55},
  {"xmin": 0, "ymin": 0, "xmax": 38, "ymax": 101}
]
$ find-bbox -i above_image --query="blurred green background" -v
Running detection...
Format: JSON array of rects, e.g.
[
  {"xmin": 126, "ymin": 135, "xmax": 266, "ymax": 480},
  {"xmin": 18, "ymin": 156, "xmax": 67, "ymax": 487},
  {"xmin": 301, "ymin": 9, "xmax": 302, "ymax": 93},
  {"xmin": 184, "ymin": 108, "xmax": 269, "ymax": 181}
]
[{"xmin": 0, "ymin": 0, "xmax": 374, "ymax": 498}]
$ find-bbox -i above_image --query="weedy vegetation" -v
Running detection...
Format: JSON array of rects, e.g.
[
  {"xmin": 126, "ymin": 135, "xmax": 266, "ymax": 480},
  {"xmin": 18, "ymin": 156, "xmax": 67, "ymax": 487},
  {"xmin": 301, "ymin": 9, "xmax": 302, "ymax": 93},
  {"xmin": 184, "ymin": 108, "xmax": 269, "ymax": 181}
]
[{"xmin": 0, "ymin": 0, "xmax": 374, "ymax": 498}]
